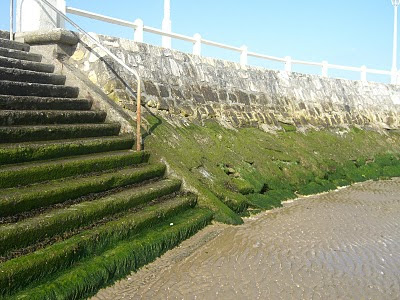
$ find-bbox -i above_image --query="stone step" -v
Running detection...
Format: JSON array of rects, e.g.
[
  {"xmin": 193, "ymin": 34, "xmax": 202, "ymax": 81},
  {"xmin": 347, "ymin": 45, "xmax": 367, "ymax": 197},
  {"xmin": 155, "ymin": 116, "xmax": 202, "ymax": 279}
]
[
  {"xmin": 0, "ymin": 135, "xmax": 134, "ymax": 165},
  {"xmin": 0, "ymin": 110, "xmax": 107, "ymax": 126},
  {"xmin": 0, "ymin": 31, "xmax": 9, "ymax": 40},
  {"xmin": 0, "ymin": 38, "xmax": 30, "ymax": 52},
  {"xmin": 0, "ymin": 66, "xmax": 66, "ymax": 85},
  {"xmin": 0, "ymin": 122, "xmax": 121, "ymax": 143},
  {"xmin": 0, "ymin": 163, "xmax": 166, "ymax": 217},
  {"xmin": 9, "ymin": 208, "xmax": 212, "ymax": 299},
  {"xmin": 0, "ymin": 80, "xmax": 79, "ymax": 98},
  {"xmin": 0, "ymin": 178, "xmax": 181, "ymax": 255},
  {"xmin": 0, "ymin": 194, "xmax": 199, "ymax": 297},
  {"xmin": 0, "ymin": 46, "xmax": 42, "ymax": 62},
  {"xmin": 0, "ymin": 55, "xmax": 54, "ymax": 73},
  {"xmin": 0, "ymin": 149, "xmax": 149, "ymax": 189},
  {"xmin": 0, "ymin": 95, "xmax": 92, "ymax": 110}
]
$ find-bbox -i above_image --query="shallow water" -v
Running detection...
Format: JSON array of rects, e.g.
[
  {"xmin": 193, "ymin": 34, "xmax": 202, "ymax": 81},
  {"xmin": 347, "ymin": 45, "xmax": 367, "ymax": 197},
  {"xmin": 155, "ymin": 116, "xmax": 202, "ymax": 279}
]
[{"xmin": 93, "ymin": 179, "xmax": 400, "ymax": 300}]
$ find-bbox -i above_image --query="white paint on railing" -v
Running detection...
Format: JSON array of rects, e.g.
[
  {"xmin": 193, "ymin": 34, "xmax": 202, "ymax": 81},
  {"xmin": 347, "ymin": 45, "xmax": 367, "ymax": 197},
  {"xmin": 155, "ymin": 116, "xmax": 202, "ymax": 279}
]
[
  {"xmin": 63, "ymin": 5, "xmax": 392, "ymax": 84},
  {"xmin": 361, "ymin": 65, "xmax": 367, "ymax": 82},
  {"xmin": 193, "ymin": 33, "xmax": 201, "ymax": 56},
  {"xmin": 284, "ymin": 56, "xmax": 292, "ymax": 73},
  {"xmin": 240, "ymin": 45, "xmax": 248, "ymax": 67},
  {"xmin": 322, "ymin": 61, "xmax": 328, "ymax": 77},
  {"xmin": 133, "ymin": 19, "xmax": 143, "ymax": 43},
  {"xmin": 162, "ymin": 0, "xmax": 171, "ymax": 49}
]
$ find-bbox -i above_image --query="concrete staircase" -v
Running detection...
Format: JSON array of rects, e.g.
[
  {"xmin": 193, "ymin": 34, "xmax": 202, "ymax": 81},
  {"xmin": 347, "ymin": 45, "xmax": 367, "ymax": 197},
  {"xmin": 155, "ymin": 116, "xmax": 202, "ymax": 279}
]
[{"xmin": 0, "ymin": 37, "xmax": 212, "ymax": 299}]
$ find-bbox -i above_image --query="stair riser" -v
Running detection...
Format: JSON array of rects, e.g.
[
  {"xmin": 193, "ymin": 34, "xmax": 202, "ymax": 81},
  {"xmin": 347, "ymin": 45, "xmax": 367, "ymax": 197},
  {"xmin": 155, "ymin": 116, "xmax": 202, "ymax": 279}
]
[
  {"xmin": 0, "ymin": 96, "xmax": 92, "ymax": 111},
  {"xmin": 0, "ymin": 39, "xmax": 30, "ymax": 52},
  {"xmin": 0, "ymin": 123, "xmax": 120, "ymax": 143},
  {"xmin": 0, "ymin": 179, "xmax": 180, "ymax": 256},
  {"xmin": 0, "ymin": 56, "xmax": 53, "ymax": 73},
  {"xmin": 0, "ymin": 136, "xmax": 133, "ymax": 166},
  {"xmin": 0, "ymin": 68, "xmax": 66, "ymax": 85},
  {"xmin": 0, "ymin": 81, "xmax": 79, "ymax": 98},
  {"xmin": 0, "ymin": 196, "xmax": 196, "ymax": 296},
  {"xmin": 0, "ymin": 47, "xmax": 42, "ymax": 62},
  {"xmin": 0, "ymin": 110, "xmax": 107, "ymax": 126},
  {"xmin": 0, "ymin": 150, "xmax": 149, "ymax": 189},
  {"xmin": 0, "ymin": 164, "xmax": 165, "ymax": 217}
]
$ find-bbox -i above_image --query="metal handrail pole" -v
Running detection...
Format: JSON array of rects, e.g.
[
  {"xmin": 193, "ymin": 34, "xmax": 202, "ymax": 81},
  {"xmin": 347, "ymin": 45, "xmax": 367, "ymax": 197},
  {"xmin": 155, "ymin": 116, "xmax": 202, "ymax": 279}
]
[
  {"xmin": 38, "ymin": 0, "xmax": 142, "ymax": 151},
  {"xmin": 10, "ymin": 0, "xmax": 14, "ymax": 40}
]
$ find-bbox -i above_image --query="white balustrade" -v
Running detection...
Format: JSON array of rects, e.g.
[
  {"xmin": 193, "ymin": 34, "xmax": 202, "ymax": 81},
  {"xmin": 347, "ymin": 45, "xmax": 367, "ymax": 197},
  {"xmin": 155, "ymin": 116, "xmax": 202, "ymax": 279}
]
[{"xmin": 53, "ymin": 5, "xmax": 392, "ymax": 84}]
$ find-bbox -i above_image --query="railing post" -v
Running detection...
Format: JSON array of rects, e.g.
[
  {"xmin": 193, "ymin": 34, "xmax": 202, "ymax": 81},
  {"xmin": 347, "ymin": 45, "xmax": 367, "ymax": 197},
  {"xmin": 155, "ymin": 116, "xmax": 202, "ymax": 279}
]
[
  {"xmin": 193, "ymin": 33, "xmax": 201, "ymax": 55},
  {"xmin": 9, "ymin": 0, "xmax": 14, "ymax": 40},
  {"xmin": 322, "ymin": 60, "xmax": 328, "ymax": 77},
  {"xmin": 162, "ymin": 0, "xmax": 172, "ymax": 48},
  {"xmin": 392, "ymin": 69, "xmax": 398, "ymax": 84},
  {"xmin": 134, "ymin": 19, "xmax": 143, "ymax": 43},
  {"xmin": 360, "ymin": 65, "xmax": 367, "ymax": 82},
  {"xmin": 240, "ymin": 45, "xmax": 248, "ymax": 67},
  {"xmin": 284, "ymin": 56, "xmax": 292, "ymax": 72}
]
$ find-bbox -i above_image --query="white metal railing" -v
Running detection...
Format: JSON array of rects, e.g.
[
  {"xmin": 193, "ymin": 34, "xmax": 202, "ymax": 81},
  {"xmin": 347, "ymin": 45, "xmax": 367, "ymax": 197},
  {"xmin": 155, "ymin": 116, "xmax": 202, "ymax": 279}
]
[{"xmin": 64, "ymin": 6, "xmax": 394, "ymax": 84}]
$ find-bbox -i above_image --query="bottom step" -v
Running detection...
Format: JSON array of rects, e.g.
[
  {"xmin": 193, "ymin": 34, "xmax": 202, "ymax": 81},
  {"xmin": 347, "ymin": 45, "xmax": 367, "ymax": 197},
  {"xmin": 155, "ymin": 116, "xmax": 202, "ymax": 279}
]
[{"xmin": 12, "ymin": 208, "xmax": 212, "ymax": 300}]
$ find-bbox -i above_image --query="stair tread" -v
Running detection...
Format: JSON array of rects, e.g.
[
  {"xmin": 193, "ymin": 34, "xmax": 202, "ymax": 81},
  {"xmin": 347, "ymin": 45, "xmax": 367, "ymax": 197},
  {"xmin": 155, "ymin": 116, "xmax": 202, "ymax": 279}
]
[
  {"xmin": 0, "ymin": 149, "xmax": 143, "ymax": 172},
  {"xmin": 0, "ymin": 109, "xmax": 107, "ymax": 126},
  {"xmin": 9, "ymin": 208, "xmax": 211, "ymax": 299},
  {"xmin": 0, "ymin": 80, "xmax": 79, "ymax": 98},
  {"xmin": 0, "ymin": 95, "xmax": 92, "ymax": 110},
  {"xmin": 0, "ymin": 55, "xmax": 53, "ymax": 73},
  {"xmin": 0, "ymin": 179, "xmax": 182, "ymax": 255},
  {"xmin": 0, "ymin": 66, "xmax": 65, "ymax": 85},
  {"xmin": 0, "ymin": 163, "xmax": 166, "ymax": 218},
  {"xmin": 0, "ymin": 122, "xmax": 121, "ymax": 143},
  {"xmin": 0, "ymin": 134, "xmax": 132, "ymax": 149},
  {"xmin": 0, "ymin": 38, "xmax": 30, "ymax": 52},
  {"xmin": 0, "ymin": 196, "xmax": 200, "ymax": 297},
  {"xmin": 0, "ymin": 46, "xmax": 42, "ymax": 62}
]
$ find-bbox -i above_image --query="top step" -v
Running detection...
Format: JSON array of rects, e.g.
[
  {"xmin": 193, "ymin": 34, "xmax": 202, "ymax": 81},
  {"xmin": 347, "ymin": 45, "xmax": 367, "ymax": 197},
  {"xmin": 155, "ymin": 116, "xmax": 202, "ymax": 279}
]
[
  {"xmin": 0, "ymin": 38, "xmax": 30, "ymax": 52},
  {"xmin": 0, "ymin": 31, "xmax": 9, "ymax": 40}
]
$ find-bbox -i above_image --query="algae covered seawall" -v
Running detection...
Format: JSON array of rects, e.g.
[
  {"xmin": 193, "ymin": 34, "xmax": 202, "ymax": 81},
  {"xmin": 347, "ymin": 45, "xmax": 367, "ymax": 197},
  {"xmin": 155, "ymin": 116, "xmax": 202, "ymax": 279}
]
[
  {"xmin": 24, "ymin": 30, "xmax": 400, "ymax": 224},
  {"xmin": 144, "ymin": 118, "xmax": 400, "ymax": 224}
]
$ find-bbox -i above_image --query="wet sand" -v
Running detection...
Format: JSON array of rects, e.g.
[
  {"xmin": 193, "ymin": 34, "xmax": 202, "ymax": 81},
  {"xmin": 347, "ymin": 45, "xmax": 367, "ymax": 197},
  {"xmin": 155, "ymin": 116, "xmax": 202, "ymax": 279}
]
[{"xmin": 93, "ymin": 179, "xmax": 400, "ymax": 299}]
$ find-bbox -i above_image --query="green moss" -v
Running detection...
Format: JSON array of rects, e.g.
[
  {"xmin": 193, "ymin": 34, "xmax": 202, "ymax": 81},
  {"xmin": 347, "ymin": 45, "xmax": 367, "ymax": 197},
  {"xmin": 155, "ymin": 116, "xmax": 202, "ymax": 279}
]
[
  {"xmin": 0, "ymin": 195, "xmax": 196, "ymax": 297},
  {"xmin": 0, "ymin": 150, "xmax": 150, "ymax": 189},
  {"xmin": 230, "ymin": 178, "xmax": 254, "ymax": 195},
  {"xmin": 12, "ymin": 208, "xmax": 213, "ymax": 300},
  {"xmin": 143, "ymin": 118, "xmax": 400, "ymax": 222},
  {"xmin": 0, "ymin": 179, "xmax": 181, "ymax": 256},
  {"xmin": 0, "ymin": 163, "xmax": 166, "ymax": 218},
  {"xmin": 0, "ymin": 136, "xmax": 134, "ymax": 166}
]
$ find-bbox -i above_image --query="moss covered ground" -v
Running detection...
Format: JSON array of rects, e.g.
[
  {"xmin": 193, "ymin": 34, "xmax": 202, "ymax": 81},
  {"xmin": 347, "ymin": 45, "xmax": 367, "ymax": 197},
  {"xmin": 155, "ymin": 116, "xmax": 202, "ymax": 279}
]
[{"xmin": 144, "ymin": 117, "xmax": 400, "ymax": 224}]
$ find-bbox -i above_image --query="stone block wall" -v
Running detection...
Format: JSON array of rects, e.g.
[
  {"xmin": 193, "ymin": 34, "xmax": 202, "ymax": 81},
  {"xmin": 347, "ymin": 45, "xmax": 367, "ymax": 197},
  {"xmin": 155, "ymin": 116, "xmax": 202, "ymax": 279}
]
[{"xmin": 67, "ymin": 33, "xmax": 400, "ymax": 130}]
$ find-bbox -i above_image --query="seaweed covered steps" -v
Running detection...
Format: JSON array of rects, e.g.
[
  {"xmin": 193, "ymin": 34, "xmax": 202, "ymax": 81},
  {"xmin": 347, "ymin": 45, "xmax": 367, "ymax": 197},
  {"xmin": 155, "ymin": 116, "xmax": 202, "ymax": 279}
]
[{"xmin": 0, "ymin": 38, "xmax": 211, "ymax": 298}]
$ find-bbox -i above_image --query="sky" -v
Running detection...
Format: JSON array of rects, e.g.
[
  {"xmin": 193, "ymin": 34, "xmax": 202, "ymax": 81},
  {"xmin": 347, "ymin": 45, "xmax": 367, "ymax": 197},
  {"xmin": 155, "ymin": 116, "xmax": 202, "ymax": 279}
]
[{"xmin": 0, "ymin": 0, "xmax": 397, "ymax": 83}]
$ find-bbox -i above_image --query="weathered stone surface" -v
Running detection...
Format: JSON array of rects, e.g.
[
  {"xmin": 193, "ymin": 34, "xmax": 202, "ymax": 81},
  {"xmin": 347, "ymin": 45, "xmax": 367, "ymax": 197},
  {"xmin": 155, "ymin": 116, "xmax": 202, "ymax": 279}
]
[{"xmin": 66, "ymin": 33, "xmax": 400, "ymax": 130}]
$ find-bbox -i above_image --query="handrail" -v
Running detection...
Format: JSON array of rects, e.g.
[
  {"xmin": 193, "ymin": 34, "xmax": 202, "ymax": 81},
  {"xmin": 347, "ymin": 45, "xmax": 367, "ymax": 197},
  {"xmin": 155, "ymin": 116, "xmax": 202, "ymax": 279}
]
[
  {"xmin": 38, "ymin": 0, "xmax": 143, "ymax": 151},
  {"xmin": 64, "ymin": 6, "xmax": 392, "ymax": 84},
  {"xmin": 9, "ymin": 0, "xmax": 14, "ymax": 40}
]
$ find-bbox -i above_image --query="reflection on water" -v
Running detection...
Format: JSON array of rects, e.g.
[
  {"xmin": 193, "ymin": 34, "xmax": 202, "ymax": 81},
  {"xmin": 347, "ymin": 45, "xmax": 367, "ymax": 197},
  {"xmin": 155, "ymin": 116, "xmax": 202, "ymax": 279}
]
[{"xmin": 93, "ymin": 179, "xmax": 400, "ymax": 300}]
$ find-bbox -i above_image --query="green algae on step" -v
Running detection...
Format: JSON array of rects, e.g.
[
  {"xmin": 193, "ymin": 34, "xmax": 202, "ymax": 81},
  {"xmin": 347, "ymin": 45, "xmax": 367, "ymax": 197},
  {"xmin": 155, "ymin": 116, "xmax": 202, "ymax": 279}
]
[
  {"xmin": 0, "ymin": 123, "xmax": 121, "ymax": 143},
  {"xmin": 0, "ymin": 195, "xmax": 197, "ymax": 297},
  {"xmin": 0, "ymin": 150, "xmax": 149, "ymax": 188},
  {"xmin": 0, "ymin": 135, "xmax": 134, "ymax": 165},
  {"xmin": 0, "ymin": 163, "xmax": 166, "ymax": 217},
  {"xmin": 11, "ymin": 208, "xmax": 213, "ymax": 300},
  {"xmin": 0, "ymin": 179, "xmax": 182, "ymax": 255}
]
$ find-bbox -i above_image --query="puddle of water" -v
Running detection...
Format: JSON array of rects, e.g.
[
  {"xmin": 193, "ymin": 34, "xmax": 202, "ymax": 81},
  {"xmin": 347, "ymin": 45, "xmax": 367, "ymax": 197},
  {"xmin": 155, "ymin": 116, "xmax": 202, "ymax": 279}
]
[{"xmin": 93, "ymin": 179, "xmax": 400, "ymax": 300}]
